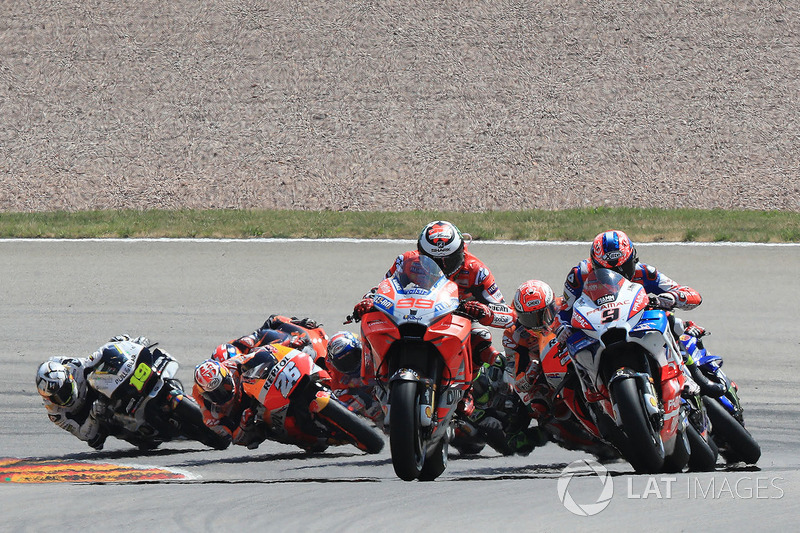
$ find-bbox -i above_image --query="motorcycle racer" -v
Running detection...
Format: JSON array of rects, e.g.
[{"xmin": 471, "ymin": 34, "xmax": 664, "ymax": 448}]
[
  {"xmin": 556, "ymin": 230, "xmax": 713, "ymax": 397},
  {"xmin": 210, "ymin": 314, "xmax": 327, "ymax": 363},
  {"xmin": 195, "ymin": 344, "xmax": 350, "ymax": 452},
  {"xmin": 192, "ymin": 353, "xmax": 260, "ymax": 448},
  {"xmin": 325, "ymin": 331, "xmax": 384, "ymax": 429},
  {"xmin": 34, "ymin": 334, "xmax": 151, "ymax": 450},
  {"xmin": 352, "ymin": 221, "xmax": 516, "ymax": 370},
  {"xmin": 501, "ymin": 280, "xmax": 562, "ymax": 454},
  {"xmin": 556, "ymin": 230, "xmax": 703, "ymax": 344}
]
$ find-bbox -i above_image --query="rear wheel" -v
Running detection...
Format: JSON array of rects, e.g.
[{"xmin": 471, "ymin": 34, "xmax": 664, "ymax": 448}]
[
  {"xmin": 611, "ymin": 377, "xmax": 665, "ymax": 473},
  {"xmin": 317, "ymin": 398, "xmax": 385, "ymax": 454},
  {"xmin": 389, "ymin": 380, "xmax": 425, "ymax": 481},
  {"xmin": 686, "ymin": 423, "xmax": 718, "ymax": 472},
  {"xmin": 703, "ymin": 397, "xmax": 761, "ymax": 464}
]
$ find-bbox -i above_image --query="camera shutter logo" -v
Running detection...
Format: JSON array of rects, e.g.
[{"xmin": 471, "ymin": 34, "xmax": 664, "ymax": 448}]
[{"xmin": 557, "ymin": 459, "xmax": 613, "ymax": 516}]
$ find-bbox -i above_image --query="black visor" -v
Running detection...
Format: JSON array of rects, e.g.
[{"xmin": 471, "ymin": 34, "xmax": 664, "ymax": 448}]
[
  {"xmin": 203, "ymin": 375, "xmax": 235, "ymax": 404},
  {"xmin": 518, "ymin": 304, "xmax": 555, "ymax": 331},
  {"xmin": 50, "ymin": 379, "xmax": 74, "ymax": 406},
  {"xmin": 434, "ymin": 249, "xmax": 465, "ymax": 277}
]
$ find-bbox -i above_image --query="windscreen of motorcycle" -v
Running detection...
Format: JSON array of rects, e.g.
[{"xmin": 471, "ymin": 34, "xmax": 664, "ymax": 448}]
[
  {"xmin": 373, "ymin": 255, "xmax": 459, "ymax": 325},
  {"xmin": 87, "ymin": 341, "xmax": 144, "ymax": 399},
  {"xmin": 572, "ymin": 268, "xmax": 648, "ymax": 333}
]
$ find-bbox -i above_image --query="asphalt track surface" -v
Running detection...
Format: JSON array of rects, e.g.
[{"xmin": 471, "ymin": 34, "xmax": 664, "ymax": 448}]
[{"xmin": 1, "ymin": 239, "xmax": 798, "ymax": 532}]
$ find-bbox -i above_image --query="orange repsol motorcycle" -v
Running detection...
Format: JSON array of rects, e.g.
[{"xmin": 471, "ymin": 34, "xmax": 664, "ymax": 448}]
[{"xmin": 237, "ymin": 344, "xmax": 384, "ymax": 454}]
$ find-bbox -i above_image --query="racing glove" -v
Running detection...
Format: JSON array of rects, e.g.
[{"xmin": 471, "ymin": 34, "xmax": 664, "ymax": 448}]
[
  {"xmin": 555, "ymin": 323, "xmax": 572, "ymax": 345},
  {"xmin": 683, "ymin": 320, "xmax": 707, "ymax": 338},
  {"xmin": 91, "ymin": 398, "xmax": 111, "ymax": 421},
  {"xmin": 281, "ymin": 334, "xmax": 307, "ymax": 349},
  {"xmin": 651, "ymin": 292, "xmax": 677, "ymax": 310},
  {"xmin": 462, "ymin": 301, "xmax": 493, "ymax": 326},
  {"xmin": 291, "ymin": 317, "xmax": 319, "ymax": 329},
  {"xmin": 351, "ymin": 298, "xmax": 375, "ymax": 321}
]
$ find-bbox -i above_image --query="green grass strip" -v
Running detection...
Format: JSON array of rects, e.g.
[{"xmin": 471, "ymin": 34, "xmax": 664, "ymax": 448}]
[{"xmin": 0, "ymin": 208, "xmax": 797, "ymax": 242}]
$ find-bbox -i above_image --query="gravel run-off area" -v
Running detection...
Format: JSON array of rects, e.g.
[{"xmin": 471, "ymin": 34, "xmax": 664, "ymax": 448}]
[{"xmin": 1, "ymin": 1, "xmax": 798, "ymax": 213}]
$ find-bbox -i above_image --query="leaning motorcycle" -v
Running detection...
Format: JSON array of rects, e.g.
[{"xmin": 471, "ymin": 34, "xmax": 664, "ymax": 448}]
[
  {"xmin": 237, "ymin": 344, "xmax": 385, "ymax": 454},
  {"xmin": 564, "ymin": 268, "xmax": 694, "ymax": 473},
  {"xmin": 535, "ymin": 333, "xmax": 621, "ymax": 462},
  {"xmin": 87, "ymin": 340, "xmax": 229, "ymax": 450},
  {"xmin": 355, "ymin": 255, "xmax": 473, "ymax": 481},
  {"xmin": 680, "ymin": 336, "xmax": 761, "ymax": 465}
]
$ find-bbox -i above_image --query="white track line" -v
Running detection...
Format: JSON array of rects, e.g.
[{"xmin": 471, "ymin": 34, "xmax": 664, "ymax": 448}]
[{"xmin": 0, "ymin": 238, "xmax": 797, "ymax": 247}]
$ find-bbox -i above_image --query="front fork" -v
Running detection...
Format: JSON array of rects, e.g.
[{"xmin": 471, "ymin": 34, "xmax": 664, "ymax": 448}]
[
  {"xmin": 387, "ymin": 369, "xmax": 435, "ymax": 428},
  {"xmin": 609, "ymin": 369, "xmax": 663, "ymax": 429},
  {"xmin": 387, "ymin": 368, "xmax": 464, "ymax": 444}
]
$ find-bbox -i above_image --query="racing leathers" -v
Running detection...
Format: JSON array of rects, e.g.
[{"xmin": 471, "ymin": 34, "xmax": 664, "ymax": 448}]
[
  {"xmin": 40, "ymin": 352, "xmax": 105, "ymax": 449},
  {"xmin": 557, "ymin": 259, "xmax": 702, "ymax": 337},
  {"xmin": 192, "ymin": 352, "xmax": 256, "ymax": 447},
  {"xmin": 557, "ymin": 259, "xmax": 706, "ymax": 397},
  {"xmin": 326, "ymin": 362, "xmax": 385, "ymax": 431},
  {"xmin": 213, "ymin": 314, "xmax": 327, "ymax": 364}
]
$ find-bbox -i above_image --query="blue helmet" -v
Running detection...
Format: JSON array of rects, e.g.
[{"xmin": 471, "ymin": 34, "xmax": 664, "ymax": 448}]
[{"xmin": 326, "ymin": 331, "xmax": 363, "ymax": 376}]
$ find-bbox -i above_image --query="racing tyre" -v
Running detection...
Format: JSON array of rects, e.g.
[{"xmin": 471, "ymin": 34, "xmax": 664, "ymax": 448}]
[
  {"xmin": 662, "ymin": 427, "xmax": 690, "ymax": 473},
  {"xmin": 703, "ymin": 397, "xmax": 761, "ymax": 465},
  {"xmin": 389, "ymin": 380, "xmax": 425, "ymax": 481},
  {"xmin": 611, "ymin": 376, "xmax": 665, "ymax": 473},
  {"xmin": 686, "ymin": 423, "xmax": 718, "ymax": 472},
  {"xmin": 318, "ymin": 398, "xmax": 385, "ymax": 454},
  {"xmin": 418, "ymin": 436, "xmax": 448, "ymax": 481}
]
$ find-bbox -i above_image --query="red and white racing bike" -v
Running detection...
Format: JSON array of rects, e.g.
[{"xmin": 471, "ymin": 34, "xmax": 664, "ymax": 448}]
[{"xmin": 563, "ymin": 268, "xmax": 693, "ymax": 473}]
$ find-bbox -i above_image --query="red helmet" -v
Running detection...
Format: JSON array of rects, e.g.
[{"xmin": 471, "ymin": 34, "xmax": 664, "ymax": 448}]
[
  {"xmin": 212, "ymin": 343, "xmax": 241, "ymax": 362},
  {"xmin": 417, "ymin": 221, "xmax": 465, "ymax": 277},
  {"xmin": 590, "ymin": 230, "xmax": 638, "ymax": 279},
  {"xmin": 513, "ymin": 280, "xmax": 557, "ymax": 331},
  {"xmin": 194, "ymin": 360, "xmax": 235, "ymax": 405}
]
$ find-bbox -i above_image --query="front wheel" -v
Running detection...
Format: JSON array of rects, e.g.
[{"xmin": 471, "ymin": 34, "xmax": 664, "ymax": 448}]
[
  {"xmin": 171, "ymin": 393, "xmax": 230, "ymax": 450},
  {"xmin": 611, "ymin": 377, "xmax": 665, "ymax": 473},
  {"xmin": 418, "ymin": 434, "xmax": 448, "ymax": 481},
  {"xmin": 703, "ymin": 397, "xmax": 761, "ymax": 465},
  {"xmin": 316, "ymin": 398, "xmax": 385, "ymax": 454},
  {"xmin": 389, "ymin": 380, "xmax": 425, "ymax": 481}
]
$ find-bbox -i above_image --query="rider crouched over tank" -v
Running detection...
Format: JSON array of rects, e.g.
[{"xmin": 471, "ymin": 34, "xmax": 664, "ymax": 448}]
[
  {"xmin": 210, "ymin": 314, "xmax": 328, "ymax": 364},
  {"xmin": 35, "ymin": 334, "xmax": 227, "ymax": 451},
  {"xmin": 350, "ymin": 221, "xmax": 516, "ymax": 376},
  {"xmin": 503, "ymin": 281, "xmax": 619, "ymax": 461},
  {"xmin": 36, "ymin": 342, "xmax": 118, "ymax": 450},
  {"xmin": 555, "ymin": 230, "xmax": 725, "ymax": 400},
  {"xmin": 193, "ymin": 342, "xmax": 385, "ymax": 454}
]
